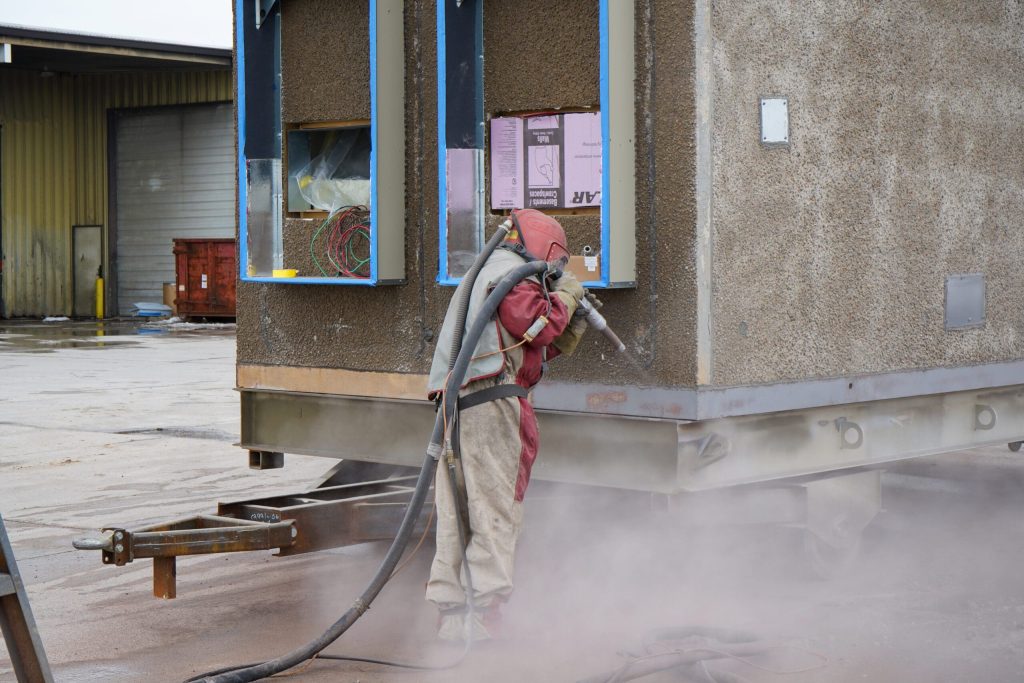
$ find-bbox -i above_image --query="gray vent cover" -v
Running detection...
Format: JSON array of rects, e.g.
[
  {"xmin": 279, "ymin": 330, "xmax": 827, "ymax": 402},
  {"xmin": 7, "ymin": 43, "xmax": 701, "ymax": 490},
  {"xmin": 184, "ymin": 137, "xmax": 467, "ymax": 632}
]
[{"xmin": 945, "ymin": 274, "xmax": 986, "ymax": 330}]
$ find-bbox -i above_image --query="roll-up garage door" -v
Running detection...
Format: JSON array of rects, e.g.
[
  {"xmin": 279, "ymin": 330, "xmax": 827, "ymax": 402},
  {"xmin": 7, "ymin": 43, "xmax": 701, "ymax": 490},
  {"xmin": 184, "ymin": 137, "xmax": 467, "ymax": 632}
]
[{"xmin": 115, "ymin": 104, "xmax": 234, "ymax": 315}]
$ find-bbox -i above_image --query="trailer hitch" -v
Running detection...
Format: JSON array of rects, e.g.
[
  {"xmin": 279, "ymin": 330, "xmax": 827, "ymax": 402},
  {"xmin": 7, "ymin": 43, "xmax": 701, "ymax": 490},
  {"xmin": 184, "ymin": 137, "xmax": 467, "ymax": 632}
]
[
  {"xmin": 72, "ymin": 475, "xmax": 430, "ymax": 599},
  {"xmin": 73, "ymin": 515, "xmax": 297, "ymax": 598}
]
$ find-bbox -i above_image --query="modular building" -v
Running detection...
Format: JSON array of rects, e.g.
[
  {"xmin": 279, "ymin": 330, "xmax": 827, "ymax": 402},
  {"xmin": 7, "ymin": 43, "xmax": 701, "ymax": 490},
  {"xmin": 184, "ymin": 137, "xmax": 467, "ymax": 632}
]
[{"xmin": 234, "ymin": 0, "xmax": 1024, "ymax": 549}]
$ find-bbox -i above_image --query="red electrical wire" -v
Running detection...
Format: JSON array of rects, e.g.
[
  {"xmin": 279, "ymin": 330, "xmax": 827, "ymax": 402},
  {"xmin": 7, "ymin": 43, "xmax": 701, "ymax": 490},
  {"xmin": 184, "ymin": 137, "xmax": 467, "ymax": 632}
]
[{"xmin": 321, "ymin": 206, "xmax": 370, "ymax": 278}]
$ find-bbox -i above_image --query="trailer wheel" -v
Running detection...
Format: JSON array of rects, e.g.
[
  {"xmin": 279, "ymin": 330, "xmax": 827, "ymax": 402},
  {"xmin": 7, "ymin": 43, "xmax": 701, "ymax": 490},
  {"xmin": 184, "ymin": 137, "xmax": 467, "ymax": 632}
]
[
  {"xmin": 803, "ymin": 528, "xmax": 861, "ymax": 579},
  {"xmin": 1009, "ymin": 441, "xmax": 1023, "ymax": 452}
]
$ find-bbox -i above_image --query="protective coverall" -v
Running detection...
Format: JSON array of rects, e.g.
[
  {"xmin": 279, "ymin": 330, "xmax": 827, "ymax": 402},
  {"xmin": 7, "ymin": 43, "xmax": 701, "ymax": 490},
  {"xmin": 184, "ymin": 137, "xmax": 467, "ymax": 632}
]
[{"xmin": 425, "ymin": 243, "xmax": 586, "ymax": 641}]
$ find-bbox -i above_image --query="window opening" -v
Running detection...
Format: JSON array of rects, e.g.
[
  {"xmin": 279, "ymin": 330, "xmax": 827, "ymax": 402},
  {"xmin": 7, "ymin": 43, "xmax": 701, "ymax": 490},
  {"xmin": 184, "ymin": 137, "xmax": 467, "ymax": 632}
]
[
  {"xmin": 237, "ymin": 0, "xmax": 405, "ymax": 285},
  {"xmin": 437, "ymin": 0, "xmax": 635, "ymax": 287}
]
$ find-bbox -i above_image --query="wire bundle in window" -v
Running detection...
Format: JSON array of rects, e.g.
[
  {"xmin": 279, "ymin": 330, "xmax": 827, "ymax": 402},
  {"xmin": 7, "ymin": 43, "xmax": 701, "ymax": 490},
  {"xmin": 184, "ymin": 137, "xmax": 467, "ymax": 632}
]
[{"xmin": 310, "ymin": 205, "xmax": 372, "ymax": 279}]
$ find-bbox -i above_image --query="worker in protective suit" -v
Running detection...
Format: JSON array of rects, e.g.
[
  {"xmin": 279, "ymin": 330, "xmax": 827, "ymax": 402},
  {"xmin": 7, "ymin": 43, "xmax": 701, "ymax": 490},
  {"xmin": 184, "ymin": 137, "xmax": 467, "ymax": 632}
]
[{"xmin": 425, "ymin": 209, "xmax": 594, "ymax": 641}]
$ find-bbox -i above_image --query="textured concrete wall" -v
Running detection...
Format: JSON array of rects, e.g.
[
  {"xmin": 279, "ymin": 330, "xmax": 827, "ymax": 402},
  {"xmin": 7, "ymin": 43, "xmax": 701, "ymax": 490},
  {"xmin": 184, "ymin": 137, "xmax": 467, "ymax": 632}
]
[
  {"xmin": 709, "ymin": 1, "xmax": 1024, "ymax": 385},
  {"xmin": 280, "ymin": 0, "xmax": 370, "ymax": 123},
  {"xmin": 237, "ymin": 0, "xmax": 700, "ymax": 389},
  {"xmin": 484, "ymin": 0, "xmax": 600, "ymax": 114},
  {"xmin": 483, "ymin": 0, "xmax": 602, "ymax": 264},
  {"xmin": 238, "ymin": 0, "xmax": 445, "ymax": 374},
  {"xmin": 482, "ymin": 0, "xmax": 700, "ymax": 387}
]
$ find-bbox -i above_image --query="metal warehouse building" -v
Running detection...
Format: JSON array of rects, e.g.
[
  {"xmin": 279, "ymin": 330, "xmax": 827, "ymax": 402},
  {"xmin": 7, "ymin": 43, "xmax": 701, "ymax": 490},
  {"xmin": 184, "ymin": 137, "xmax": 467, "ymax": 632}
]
[{"xmin": 0, "ymin": 26, "xmax": 233, "ymax": 318}]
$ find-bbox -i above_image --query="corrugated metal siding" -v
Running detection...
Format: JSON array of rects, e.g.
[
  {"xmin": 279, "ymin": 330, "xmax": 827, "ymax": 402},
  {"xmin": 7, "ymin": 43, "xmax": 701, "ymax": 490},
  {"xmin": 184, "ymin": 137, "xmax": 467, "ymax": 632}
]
[
  {"xmin": 115, "ymin": 104, "xmax": 234, "ymax": 314},
  {"xmin": 0, "ymin": 69, "xmax": 231, "ymax": 317}
]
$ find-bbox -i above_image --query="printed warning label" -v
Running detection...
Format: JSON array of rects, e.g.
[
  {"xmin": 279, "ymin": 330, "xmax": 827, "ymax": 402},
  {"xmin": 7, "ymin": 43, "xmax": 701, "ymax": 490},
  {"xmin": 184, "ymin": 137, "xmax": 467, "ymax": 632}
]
[
  {"xmin": 490, "ymin": 117, "xmax": 523, "ymax": 209},
  {"xmin": 524, "ymin": 116, "xmax": 563, "ymax": 209}
]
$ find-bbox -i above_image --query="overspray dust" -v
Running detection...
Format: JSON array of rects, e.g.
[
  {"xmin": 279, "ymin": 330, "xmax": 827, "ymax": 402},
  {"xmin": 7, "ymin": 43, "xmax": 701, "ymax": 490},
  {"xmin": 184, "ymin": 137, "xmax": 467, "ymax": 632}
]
[
  {"xmin": 304, "ymin": 444, "xmax": 1024, "ymax": 683},
  {"xmin": 215, "ymin": 341, "xmax": 1024, "ymax": 682},
  {"xmin": 618, "ymin": 348, "xmax": 656, "ymax": 384}
]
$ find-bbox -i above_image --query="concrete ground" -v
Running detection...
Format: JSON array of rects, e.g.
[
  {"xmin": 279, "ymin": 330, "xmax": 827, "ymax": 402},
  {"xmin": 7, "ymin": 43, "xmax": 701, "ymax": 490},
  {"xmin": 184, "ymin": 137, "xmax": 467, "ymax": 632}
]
[{"xmin": 2, "ymin": 320, "xmax": 1024, "ymax": 682}]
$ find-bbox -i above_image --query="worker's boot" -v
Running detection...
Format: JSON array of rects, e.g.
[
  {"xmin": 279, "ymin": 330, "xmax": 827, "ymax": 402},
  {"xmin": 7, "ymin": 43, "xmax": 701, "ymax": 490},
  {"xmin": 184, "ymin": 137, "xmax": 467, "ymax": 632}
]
[
  {"xmin": 437, "ymin": 605, "xmax": 473, "ymax": 642},
  {"xmin": 437, "ymin": 603, "xmax": 500, "ymax": 642},
  {"xmin": 479, "ymin": 601, "xmax": 503, "ymax": 639}
]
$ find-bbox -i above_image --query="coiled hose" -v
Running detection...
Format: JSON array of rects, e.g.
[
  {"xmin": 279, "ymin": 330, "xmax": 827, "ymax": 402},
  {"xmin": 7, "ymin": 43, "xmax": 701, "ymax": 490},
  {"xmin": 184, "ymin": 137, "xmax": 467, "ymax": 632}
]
[{"xmin": 190, "ymin": 255, "xmax": 548, "ymax": 683}]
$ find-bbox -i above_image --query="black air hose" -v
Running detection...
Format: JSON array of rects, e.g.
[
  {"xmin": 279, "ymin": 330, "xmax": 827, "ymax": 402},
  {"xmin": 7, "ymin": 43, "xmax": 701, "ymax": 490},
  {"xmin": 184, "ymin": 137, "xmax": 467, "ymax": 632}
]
[
  {"xmin": 194, "ymin": 259, "xmax": 550, "ymax": 683},
  {"xmin": 448, "ymin": 220, "xmax": 512, "ymax": 366}
]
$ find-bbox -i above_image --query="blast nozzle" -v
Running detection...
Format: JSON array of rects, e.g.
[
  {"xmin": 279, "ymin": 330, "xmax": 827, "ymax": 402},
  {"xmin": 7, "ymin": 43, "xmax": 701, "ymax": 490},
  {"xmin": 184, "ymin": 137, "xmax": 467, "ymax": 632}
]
[{"xmin": 578, "ymin": 296, "xmax": 626, "ymax": 352}]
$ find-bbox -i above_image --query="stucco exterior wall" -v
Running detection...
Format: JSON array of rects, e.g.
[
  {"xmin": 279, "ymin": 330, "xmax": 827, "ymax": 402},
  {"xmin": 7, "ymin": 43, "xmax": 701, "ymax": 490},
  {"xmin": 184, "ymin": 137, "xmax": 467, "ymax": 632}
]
[
  {"xmin": 238, "ymin": 0, "xmax": 445, "ymax": 374},
  {"xmin": 280, "ymin": 0, "xmax": 370, "ymax": 123},
  {"xmin": 236, "ymin": 0, "xmax": 700, "ymax": 389},
  {"xmin": 708, "ymin": 1, "xmax": 1024, "ymax": 386}
]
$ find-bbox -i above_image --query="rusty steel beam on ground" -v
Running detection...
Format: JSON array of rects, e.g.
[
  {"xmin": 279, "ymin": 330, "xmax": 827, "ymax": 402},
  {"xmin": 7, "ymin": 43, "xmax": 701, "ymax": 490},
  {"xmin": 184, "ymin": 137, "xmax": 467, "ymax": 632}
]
[
  {"xmin": 218, "ymin": 476, "xmax": 432, "ymax": 556},
  {"xmin": 152, "ymin": 557, "xmax": 177, "ymax": 599},
  {"xmin": 102, "ymin": 515, "xmax": 297, "ymax": 564},
  {"xmin": 83, "ymin": 515, "xmax": 296, "ymax": 599},
  {"xmin": 73, "ymin": 477, "xmax": 433, "ymax": 598}
]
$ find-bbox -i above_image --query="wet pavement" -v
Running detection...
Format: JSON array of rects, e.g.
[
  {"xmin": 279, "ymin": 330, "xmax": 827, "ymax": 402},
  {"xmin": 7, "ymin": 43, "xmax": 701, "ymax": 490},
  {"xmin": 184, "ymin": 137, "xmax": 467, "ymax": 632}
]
[
  {"xmin": 0, "ymin": 319, "xmax": 235, "ymax": 353},
  {"xmin": 2, "ymin": 320, "xmax": 1024, "ymax": 682}
]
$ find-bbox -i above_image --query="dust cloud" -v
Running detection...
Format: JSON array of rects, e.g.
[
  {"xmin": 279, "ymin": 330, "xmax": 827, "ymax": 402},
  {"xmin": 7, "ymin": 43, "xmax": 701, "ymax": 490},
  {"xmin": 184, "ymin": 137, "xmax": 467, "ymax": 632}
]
[
  {"xmin": 428, "ymin": 447, "xmax": 1024, "ymax": 682},
  {"xmin": 240, "ymin": 447, "xmax": 1024, "ymax": 683}
]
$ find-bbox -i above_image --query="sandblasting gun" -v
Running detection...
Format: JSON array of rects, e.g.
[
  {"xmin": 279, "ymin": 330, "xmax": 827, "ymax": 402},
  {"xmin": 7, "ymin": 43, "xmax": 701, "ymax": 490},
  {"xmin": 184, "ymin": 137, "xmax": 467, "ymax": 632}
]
[{"xmin": 578, "ymin": 295, "xmax": 626, "ymax": 352}]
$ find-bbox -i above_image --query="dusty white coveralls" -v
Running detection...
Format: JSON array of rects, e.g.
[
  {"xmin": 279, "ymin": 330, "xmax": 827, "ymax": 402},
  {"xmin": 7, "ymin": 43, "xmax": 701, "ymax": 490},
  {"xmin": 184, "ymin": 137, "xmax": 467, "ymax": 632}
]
[{"xmin": 425, "ymin": 249, "xmax": 579, "ymax": 630}]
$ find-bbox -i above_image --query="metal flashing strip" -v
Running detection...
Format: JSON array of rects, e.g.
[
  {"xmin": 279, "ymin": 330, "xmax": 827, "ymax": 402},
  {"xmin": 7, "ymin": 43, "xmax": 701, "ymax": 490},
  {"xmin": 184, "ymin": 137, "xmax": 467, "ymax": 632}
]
[
  {"xmin": 0, "ymin": 24, "xmax": 231, "ymax": 60},
  {"xmin": 236, "ymin": 360, "xmax": 1024, "ymax": 421},
  {"xmin": 436, "ymin": 0, "xmax": 484, "ymax": 286},
  {"xmin": 369, "ymin": 0, "xmax": 381, "ymax": 283},
  {"xmin": 598, "ymin": 0, "xmax": 611, "ymax": 286},
  {"xmin": 693, "ymin": 0, "xmax": 714, "ymax": 384},
  {"xmin": 533, "ymin": 359, "xmax": 1024, "ymax": 421},
  {"xmin": 533, "ymin": 381, "xmax": 699, "ymax": 421},
  {"xmin": 601, "ymin": 0, "xmax": 637, "ymax": 286}
]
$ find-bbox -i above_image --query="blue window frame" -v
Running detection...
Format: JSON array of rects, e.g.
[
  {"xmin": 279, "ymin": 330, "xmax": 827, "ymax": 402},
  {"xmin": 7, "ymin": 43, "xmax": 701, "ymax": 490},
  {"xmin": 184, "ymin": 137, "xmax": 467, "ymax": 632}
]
[
  {"xmin": 237, "ymin": 0, "xmax": 405, "ymax": 286},
  {"xmin": 436, "ymin": 0, "xmax": 635, "ymax": 287}
]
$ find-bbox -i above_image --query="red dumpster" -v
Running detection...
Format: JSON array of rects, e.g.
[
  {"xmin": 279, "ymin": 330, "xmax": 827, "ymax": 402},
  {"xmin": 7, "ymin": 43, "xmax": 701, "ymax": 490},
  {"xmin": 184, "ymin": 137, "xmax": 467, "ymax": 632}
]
[{"xmin": 173, "ymin": 238, "xmax": 237, "ymax": 319}]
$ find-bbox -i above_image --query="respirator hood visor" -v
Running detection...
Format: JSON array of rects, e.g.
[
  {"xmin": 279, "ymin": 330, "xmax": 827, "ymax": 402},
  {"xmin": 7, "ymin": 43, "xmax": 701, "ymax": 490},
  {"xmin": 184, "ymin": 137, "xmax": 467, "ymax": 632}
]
[{"xmin": 507, "ymin": 208, "xmax": 570, "ymax": 266}]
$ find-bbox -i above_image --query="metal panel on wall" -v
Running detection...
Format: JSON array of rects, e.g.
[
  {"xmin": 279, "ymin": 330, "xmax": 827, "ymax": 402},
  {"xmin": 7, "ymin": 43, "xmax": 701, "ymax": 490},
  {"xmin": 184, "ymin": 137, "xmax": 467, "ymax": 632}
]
[
  {"xmin": 115, "ymin": 104, "xmax": 234, "ymax": 315},
  {"xmin": 72, "ymin": 225, "xmax": 101, "ymax": 317}
]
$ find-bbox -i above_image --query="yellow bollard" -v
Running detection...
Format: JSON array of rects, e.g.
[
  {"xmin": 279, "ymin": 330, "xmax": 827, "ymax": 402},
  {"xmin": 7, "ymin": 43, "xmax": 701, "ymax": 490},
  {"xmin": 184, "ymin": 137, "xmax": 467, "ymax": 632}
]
[{"xmin": 95, "ymin": 277, "xmax": 104, "ymax": 320}]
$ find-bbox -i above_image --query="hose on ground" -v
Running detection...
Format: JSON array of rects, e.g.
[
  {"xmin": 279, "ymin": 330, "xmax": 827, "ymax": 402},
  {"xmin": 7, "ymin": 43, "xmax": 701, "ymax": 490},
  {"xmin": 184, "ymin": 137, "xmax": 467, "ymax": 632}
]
[{"xmin": 188, "ymin": 257, "xmax": 550, "ymax": 683}]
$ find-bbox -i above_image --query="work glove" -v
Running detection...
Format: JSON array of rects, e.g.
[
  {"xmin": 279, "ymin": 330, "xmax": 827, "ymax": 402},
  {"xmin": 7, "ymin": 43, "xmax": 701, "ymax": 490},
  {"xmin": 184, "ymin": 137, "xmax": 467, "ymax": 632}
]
[
  {"xmin": 554, "ymin": 290, "xmax": 604, "ymax": 354},
  {"xmin": 576, "ymin": 291, "xmax": 603, "ymax": 316},
  {"xmin": 551, "ymin": 271, "xmax": 585, "ymax": 317},
  {"xmin": 553, "ymin": 314, "xmax": 588, "ymax": 355}
]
